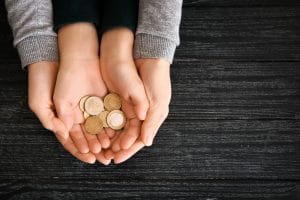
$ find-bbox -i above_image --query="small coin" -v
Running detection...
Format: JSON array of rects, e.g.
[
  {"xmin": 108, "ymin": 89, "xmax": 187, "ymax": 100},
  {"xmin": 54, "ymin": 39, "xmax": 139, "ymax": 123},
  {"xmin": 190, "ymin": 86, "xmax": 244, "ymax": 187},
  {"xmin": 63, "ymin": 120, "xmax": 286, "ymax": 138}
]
[
  {"xmin": 84, "ymin": 116, "xmax": 103, "ymax": 135},
  {"xmin": 107, "ymin": 110, "xmax": 126, "ymax": 130},
  {"xmin": 83, "ymin": 112, "xmax": 90, "ymax": 119},
  {"xmin": 98, "ymin": 111, "xmax": 109, "ymax": 128},
  {"xmin": 104, "ymin": 93, "xmax": 122, "ymax": 111},
  {"xmin": 79, "ymin": 95, "xmax": 90, "ymax": 112},
  {"xmin": 84, "ymin": 96, "xmax": 104, "ymax": 115}
]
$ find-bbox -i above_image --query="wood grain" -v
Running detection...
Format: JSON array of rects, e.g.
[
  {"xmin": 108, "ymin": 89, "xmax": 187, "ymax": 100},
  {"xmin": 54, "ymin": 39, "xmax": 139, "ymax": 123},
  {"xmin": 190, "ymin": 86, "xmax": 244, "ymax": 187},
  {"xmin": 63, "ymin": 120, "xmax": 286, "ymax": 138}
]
[{"xmin": 0, "ymin": 0, "xmax": 299, "ymax": 199}]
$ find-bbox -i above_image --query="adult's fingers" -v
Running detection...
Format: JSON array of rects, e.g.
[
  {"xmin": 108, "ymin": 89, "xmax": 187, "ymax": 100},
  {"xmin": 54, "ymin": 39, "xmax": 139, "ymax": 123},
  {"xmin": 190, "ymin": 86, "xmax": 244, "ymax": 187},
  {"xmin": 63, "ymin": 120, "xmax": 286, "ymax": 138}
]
[
  {"xmin": 141, "ymin": 105, "xmax": 169, "ymax": 146},
  {"xmin": 30, "ymin": 105, "xmax": 69, "ymax": 140},
  {"xmin": 114, "ymin": 140, "xmax": 145, "ymax": 164},
  {"xmin": 119, "ymin": 117, "xmax": 141, "ymax": 150},
  {"xmin": 54, "ymin": 100, "xmax": 74, "ymax": 131},
  {"xmin": 55, "ymin": 132, "xmax": 96, "ymax": 164}
]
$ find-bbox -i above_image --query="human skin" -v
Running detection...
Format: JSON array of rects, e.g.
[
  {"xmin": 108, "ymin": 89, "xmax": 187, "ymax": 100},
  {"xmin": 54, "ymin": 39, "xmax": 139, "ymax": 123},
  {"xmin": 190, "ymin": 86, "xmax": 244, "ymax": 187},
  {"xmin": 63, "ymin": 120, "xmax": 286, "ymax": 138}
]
[
  {"xmin": 53, "ymin": 23, "xmax": 111, "ymax": 164},
  {"xmin": 28, "ymin": 61, "xmax": 97, "ymax": 164},
  {"xmin": 109, "ymin": 58, "xmax": 172, "ymax": 164},
  {"xmin": 99, "ymin": 28, "xmax": 149, "ymax": 152}
]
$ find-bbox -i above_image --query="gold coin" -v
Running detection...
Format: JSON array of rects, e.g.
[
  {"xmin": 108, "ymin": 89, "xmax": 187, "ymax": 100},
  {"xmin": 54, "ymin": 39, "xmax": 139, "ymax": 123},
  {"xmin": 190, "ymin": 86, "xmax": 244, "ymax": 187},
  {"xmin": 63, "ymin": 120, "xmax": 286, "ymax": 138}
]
[
  {"xmin": 79, "ymin": 95, "xmax": 90, "ymax": 112},
  {"xmin": 84, "ymin": 96, "xmax": 104, "ymax": 115},
  {"xmin": 104, "ymin": 93, "xmax": 122, "ymax": 111},
  {"xmin": 98, "ymin": 110, "xmax": 109, "ymax": 128},
  {"xmin": 84, "ymin": 116, "xmax": 103, "ymax": 135},
  {"xmin": 107, "ymin": 110, "xmax": 126, "ymax": 130},
  {"xmin": 83, "ymin": 112, "xmax": 90, "ymax": 119}
]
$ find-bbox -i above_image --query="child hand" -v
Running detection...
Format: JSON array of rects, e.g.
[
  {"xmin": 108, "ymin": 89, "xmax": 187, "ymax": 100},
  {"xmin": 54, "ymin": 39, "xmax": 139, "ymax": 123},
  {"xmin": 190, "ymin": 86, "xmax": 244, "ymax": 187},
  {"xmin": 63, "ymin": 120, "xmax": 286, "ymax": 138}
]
[
  {"xmin": 28, "ymin": 61, "xmax": 96, "ymax": 164},
  {"xmin": 100, "ymin": 28, "xmax": 149, "ymax": 151},
  {"xmin": 109, "ymin": 58, "xmax": 171, "ymax": 164},
  {"xmin": 53, "ymin": 23, "xmax": 110, "ymax": 157}
]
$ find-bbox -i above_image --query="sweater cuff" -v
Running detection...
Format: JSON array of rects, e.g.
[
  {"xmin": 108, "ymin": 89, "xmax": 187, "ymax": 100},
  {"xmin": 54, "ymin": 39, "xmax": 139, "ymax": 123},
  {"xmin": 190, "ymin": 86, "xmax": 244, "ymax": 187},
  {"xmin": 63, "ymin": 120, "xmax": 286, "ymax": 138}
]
[
  {"xmin": 134, "ymin": 33, "xmax": 177, "ymax": 64},
  {"xmin": 16, "ymin": 35, "xmax": 58, "ymax": 69}
]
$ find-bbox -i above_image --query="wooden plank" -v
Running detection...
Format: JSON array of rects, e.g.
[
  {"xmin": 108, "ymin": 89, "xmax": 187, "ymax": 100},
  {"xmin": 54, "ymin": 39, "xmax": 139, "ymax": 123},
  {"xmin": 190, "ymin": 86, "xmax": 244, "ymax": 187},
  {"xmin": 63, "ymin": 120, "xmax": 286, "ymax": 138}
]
[
  {"xmin": 178, "ymin": 6, "xmax": 300, "ymax": 61},
  {"xmin": 0, "ymin": 179, "xmax": 299, "ymax": 200},
  {"xmin": 0, "ymin": 120, "xmax": 299, "ymax": 179},
  {"xmin": 1, "ymin": 60, "xmax": 298, "ymax": 120}
]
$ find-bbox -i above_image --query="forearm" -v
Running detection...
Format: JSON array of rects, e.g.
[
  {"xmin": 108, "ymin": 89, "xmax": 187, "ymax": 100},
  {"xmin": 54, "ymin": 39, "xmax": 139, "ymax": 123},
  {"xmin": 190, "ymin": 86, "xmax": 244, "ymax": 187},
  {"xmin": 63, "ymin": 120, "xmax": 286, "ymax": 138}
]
[
  {"xmin": 5, "ymin": 0, "xmax": 58, "ymax": 68},
  {"xmin": 134, "ymin": 0, "xmax": 183, "ymax": 63}
]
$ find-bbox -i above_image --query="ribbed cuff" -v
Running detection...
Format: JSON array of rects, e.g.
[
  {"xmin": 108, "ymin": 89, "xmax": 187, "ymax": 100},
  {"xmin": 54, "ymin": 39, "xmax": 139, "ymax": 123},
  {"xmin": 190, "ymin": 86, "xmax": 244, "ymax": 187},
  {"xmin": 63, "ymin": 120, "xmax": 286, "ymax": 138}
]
[
  {"xmin": 133, "ymin": 33, "xmax": 177, "ymax": 64},
  {"xmin": 16, "ymin": 35, "xmax": 58, "ymax": 69}
]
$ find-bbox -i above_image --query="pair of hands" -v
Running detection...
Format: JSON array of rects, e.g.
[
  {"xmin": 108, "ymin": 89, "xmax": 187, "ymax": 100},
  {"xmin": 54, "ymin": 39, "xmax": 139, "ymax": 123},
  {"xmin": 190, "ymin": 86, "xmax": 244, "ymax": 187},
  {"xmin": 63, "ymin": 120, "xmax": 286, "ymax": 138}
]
[{"xmin": 28, "ymin": 25, "xmax": 171, "ymax": 164}]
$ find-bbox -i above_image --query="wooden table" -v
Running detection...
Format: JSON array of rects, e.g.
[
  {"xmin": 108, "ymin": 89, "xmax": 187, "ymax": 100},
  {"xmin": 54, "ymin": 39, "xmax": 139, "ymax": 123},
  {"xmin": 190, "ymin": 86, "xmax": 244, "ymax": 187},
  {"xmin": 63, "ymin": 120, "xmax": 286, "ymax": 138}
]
[{"xmin": 0, "ymin": 0, "xmax": 299, "ymax": 199}]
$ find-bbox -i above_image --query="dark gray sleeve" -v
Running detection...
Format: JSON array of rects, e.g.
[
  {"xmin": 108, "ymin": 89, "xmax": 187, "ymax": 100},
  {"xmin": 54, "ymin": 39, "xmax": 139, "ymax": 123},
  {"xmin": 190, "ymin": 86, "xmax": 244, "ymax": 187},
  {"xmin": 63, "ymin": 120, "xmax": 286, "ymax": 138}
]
[
  {"xmin": 5, "ymin": 0, "xmax": 58, "ymax": 68},
  {"xmin": 134, "ymin": 0, "xmax": 183, "ymax": 63}
]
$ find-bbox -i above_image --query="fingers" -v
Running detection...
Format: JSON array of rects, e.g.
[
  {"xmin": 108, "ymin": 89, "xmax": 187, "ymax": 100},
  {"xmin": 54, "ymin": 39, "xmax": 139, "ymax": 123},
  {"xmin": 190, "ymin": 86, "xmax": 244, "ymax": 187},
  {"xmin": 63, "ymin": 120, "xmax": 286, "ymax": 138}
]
[
  {"xmin": 55, "ymin": 101, "xmax": 74, "ymax": 131},
  {"xmin": 97, "ymin": 131, "xmax": 111, "ymax": 149},
  {"xmin": 70, "ymin": 124, "xmax": 89, "ymax": 154},
  {"xmin": 119, "ymin": 118, "xmax": 141, "ymax": 150},
  {"xmin": 55, "ymin": 132, "xmax": 96, "ymax": 164},
  {"xmin": 128, "ymin": 83, "xmax": 149, "ymax": 120},
  {"xmin": 82, "ymin": 126, "xmax": 102, "ymax": 154},
  {"xmin": 95, "ymin": 151, "xmax": 111, "ymax": 165},
  {"xmin": 114, "ymin": 140, "xmax": 145, "ymax": 164},
  {"xmin": 105, "ymin": 128, "xmax": 115, "ymax": 138},
  {"xmin": 141, "ymin": 105, "xmax": 169, "ymax": 146}
]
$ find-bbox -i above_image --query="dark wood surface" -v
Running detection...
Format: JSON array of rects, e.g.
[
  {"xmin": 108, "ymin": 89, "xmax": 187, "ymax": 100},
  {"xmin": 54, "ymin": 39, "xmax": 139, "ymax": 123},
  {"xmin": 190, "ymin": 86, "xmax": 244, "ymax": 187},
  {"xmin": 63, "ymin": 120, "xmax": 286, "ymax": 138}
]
[{"xmin": 0, "ymin": 1, "xmax": 299, "ymax": 199}]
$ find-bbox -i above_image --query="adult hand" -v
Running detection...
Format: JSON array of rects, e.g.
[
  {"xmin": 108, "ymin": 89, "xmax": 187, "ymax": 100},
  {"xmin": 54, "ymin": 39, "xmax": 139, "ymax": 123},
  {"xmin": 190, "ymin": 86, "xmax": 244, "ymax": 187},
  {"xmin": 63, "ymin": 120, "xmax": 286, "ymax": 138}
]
[
  {"xmin": 28, "ymin": 61, "xmax": 96, "ymax": 164},
  {"xmin": 136, "ymin": 58, "xmax": 171, "ymax": 146},
  {"xmin": 100, "ymin": 28, "xmax": 149, "ymax": 151},
  {"xmin": 54, "ymin": 23, "xmax": 110, "ymax": 158}
]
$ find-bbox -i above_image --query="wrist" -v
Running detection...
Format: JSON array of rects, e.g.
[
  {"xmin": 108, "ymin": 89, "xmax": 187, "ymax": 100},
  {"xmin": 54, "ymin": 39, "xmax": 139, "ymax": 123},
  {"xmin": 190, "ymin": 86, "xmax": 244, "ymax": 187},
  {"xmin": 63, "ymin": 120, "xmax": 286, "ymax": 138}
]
[
  {"xmin": 100, "ymin": 28, "xmax": 134, "ymax": 62},
  {"xmin": 58, "ymin": 23, "xmax": 99, "ymax": 60}
]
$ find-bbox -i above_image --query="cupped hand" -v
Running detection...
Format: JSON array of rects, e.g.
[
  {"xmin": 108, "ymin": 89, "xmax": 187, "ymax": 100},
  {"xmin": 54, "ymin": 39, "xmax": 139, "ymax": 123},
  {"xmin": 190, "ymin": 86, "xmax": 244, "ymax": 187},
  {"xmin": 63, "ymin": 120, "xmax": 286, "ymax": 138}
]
[
  {"xmin": 100, "ymin": 28, "xmax": 149, "ymax": 151},
  {"xmin": 107, "ymin": 58, "xmax": 171, "ymax": 164},
  {"xmin": 53, "ymin": 23, "xmax": 110, "ymax": 160},
  {"xmin": 28, "ymin": 61, "xmax": 96, "ymax": 164}
]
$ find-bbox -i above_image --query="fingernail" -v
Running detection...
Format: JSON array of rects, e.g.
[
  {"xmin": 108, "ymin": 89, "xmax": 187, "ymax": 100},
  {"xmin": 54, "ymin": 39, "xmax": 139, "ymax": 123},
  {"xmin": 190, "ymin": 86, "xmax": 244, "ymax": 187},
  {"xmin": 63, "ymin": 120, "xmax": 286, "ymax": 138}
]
[{"xmin": 145, "ymin": 135, "xmax": 153, "ymax": 146}]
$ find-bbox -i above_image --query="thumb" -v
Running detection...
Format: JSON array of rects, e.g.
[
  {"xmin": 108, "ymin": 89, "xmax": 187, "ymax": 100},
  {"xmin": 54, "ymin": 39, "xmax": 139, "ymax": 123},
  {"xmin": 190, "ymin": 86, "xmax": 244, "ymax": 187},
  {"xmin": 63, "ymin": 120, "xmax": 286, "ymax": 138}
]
[
  {"xmin": 55, "ymin": 101, "xmax": 74, "ymax": 131},
  {"xmin": 129, "ymin": 82, "xmax": 149, "ymax": 120},
  {"xmin": 32, "ymin": 107, "xmax": 69, "ymax": 140},
  {"xmin": 141, "ymin": 106, "xmax": 169, "ymax": 146}
]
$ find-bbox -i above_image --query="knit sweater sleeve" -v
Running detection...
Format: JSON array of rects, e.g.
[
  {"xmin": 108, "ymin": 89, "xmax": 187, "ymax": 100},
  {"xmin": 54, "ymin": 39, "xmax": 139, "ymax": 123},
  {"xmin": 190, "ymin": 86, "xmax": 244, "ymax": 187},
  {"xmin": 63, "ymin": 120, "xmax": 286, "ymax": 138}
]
[
  {"xmin": 133, "ymin": 0, "xmax": 183, "ymax": 64},
  {"xmin": 5, "ymin": 0, "xmax": 58, "ymax": 68}
]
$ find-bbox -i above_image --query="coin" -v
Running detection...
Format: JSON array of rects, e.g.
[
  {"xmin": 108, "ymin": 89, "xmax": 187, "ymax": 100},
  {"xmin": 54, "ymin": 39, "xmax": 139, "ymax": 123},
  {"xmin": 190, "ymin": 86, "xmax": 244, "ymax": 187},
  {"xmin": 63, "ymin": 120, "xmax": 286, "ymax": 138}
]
[
  {"xmin": 84, "ymin": 96, "xmax": 104, "ymax": 115},
  {"xmin": 98, "ymin": 110, "xmax": 109, "ymax": 128},
  {"xmin": 83, "ymin": 112, "xmax": 90, "ymax": 119},
  {"xmin": 106, "ymin": 110, "xmax": 126, "ymax": 130},
  {"xmin": 104, "ymin": 93, "xmax": 122, "ymax": 111},
  {"xmin": 84, "ymin": 116, "xmax": 103, "ymax": 135},
  {"xmin": 79, "ymin": 95, "xmax": 90, "ymax": 112}
]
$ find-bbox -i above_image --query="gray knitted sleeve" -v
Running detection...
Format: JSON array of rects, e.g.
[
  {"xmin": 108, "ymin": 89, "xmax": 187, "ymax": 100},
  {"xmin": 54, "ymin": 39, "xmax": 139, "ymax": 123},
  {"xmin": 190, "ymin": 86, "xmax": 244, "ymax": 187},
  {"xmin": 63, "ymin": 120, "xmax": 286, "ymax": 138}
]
[
  {"xmin": 134, "ymin": 0, "xmax": 183, "ymax": 63},
  {"xmin": 5, "ymin": 0, "xmax": 58, "ymax": 68}
]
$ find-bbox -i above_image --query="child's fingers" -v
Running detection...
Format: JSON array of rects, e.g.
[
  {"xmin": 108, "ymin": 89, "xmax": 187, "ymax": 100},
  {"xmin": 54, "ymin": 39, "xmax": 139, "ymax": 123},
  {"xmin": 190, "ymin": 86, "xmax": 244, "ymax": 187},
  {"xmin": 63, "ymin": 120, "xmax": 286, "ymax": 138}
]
[
  {"xmin": 81, "ymin": 125, "xmax": 102, "ymax": 154},
  {"xmin": 54, "ymin": 100, "xmax": 74, "ymax": 131},
  {"xmin": 95, "ymin": 151, "xmax": 111, "ymax": 165},
  {"xmin": 105, "ymin": 128, "xmax": 115, "ymax": 138},
  {"xmin": 70, "ymin": 124, "xmax": 90, "ymax": 154},
  {"xmin": 97, "ymin": 130, "xmax": 110, "ymax": 149}
]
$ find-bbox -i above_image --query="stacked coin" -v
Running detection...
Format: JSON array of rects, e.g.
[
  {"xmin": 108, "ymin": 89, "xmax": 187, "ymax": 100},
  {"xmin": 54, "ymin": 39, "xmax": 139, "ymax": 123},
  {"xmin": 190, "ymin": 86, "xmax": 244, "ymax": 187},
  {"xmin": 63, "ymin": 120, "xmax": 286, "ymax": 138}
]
[{"xmin": 80, "ymin": 93, "xmax": 126, "ymax": 135}]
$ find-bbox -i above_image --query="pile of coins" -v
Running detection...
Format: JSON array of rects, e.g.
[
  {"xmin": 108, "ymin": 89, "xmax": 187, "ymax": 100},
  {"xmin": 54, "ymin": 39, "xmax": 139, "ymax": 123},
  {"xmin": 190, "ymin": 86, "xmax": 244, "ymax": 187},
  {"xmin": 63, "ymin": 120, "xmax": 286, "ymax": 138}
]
[{"xmin": 80, "ymin": 93, "xmax": 126, "ymax": 135}]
